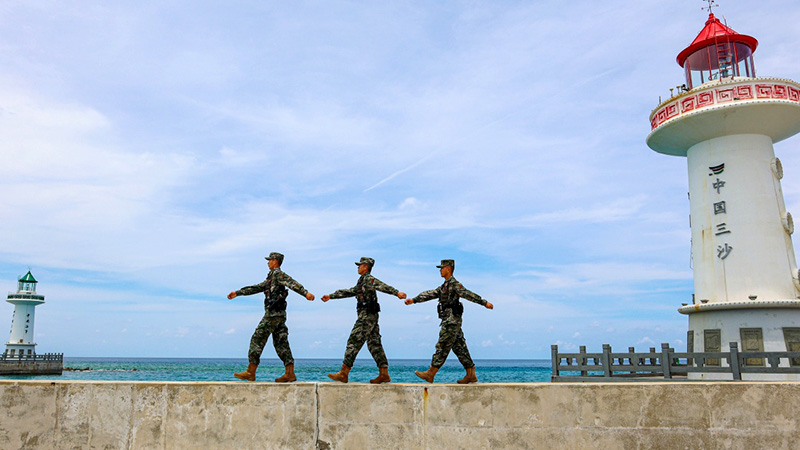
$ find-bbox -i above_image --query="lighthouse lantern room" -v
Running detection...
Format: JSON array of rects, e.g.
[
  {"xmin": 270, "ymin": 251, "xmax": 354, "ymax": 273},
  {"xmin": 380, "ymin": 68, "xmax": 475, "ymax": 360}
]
[{"xmin": 677, "ymin": 12, "xmax": 757, "ymax": 90}]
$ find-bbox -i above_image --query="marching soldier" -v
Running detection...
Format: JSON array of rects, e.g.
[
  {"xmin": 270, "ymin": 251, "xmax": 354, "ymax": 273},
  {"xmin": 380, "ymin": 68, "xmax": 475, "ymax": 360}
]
[
  {"xmin": 405, "ymin": 259, "xmax": 493, "ymax": 384},
  {"xmin": 227, "ymin": 252, "xmax": 315, "ymax": 382},
  {"xmin": 323, "ymin": 257, "xmax": 406, "ymax": 383}
]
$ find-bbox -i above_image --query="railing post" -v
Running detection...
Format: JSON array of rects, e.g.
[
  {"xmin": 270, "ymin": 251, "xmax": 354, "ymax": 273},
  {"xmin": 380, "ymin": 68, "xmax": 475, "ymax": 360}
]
[
  {"xmin": 768, "ymin": 356, "xmax": 780, "ymax": 368},
  {"xmin": 628, "ymin": 346, "xmax": 636, "ymax": 374},
  {"xmin": 661, "ymin": 343, "xmax": 672, "ymax": 379},
  {"xmin": 649, "ymin": 347, "xmax": 657, "ymax": 366},
  {"xmin": 551, "ymin": 344, "xmax": 559, "ymax": 378},
  {"xmin": 602, "ymin": 344, "xmax": 613, "ymax": 378},
  {"xmin": 729, "ymin": 342, "xmax": 742, "ymax": 380},
  {"xmin": 579, "ymin": 346, "xmax": 587, "ymax": 376}
]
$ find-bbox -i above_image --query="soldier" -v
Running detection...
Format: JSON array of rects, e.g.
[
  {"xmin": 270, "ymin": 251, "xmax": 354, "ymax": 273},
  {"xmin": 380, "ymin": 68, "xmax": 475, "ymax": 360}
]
[
  {"xmin": 405, "ymin": 259, "xmax": 493, "ymax": 384},
  {"xmin": 322, "ymin": 257, "xmax": 406, "ymax": 383},
  {"xmin": 227, "ymin": 252, "xmax": 315, "ymax": 382}
]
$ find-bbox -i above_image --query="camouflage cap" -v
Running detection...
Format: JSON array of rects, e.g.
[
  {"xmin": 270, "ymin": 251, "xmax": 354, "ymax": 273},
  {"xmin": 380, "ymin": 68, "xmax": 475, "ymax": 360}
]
[
  {"xmin": 265, "ymin": 252, "xmax": 284, "ymax": 264},
  {"xmin": 436, "ymin": 259, "xmax": 455, "ymax": 269},
  {"xmin": 355, "ymin": 257, "xmax": 375, "ymax": 267}
]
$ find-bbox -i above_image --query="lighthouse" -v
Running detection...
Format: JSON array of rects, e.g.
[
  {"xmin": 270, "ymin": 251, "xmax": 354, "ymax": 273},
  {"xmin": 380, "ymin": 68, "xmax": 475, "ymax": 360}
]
[
  {"xmin": 1, "ymin": 271, "xmax": 63, "ymax": 375},
  {"xmin": 4, "ymin": 271, "xmax": 46, "ymax": 358},
  {"xmin": 646, "ymin": 8, "xmax": 800, "ymax": 379}
]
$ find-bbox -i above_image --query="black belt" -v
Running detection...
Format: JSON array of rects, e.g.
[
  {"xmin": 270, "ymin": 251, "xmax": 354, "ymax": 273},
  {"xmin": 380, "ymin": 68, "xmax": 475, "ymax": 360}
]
[
  {"xmin": 357, "ymin": 301, "xmax": 380, "ymax": 314},
  {"xmin": 438, "ymin": 302, "xmax": 463, "ymax": 318},
  {"xmin": 266, "ymin": 298, "xmax": 287, "ymax": 312}
]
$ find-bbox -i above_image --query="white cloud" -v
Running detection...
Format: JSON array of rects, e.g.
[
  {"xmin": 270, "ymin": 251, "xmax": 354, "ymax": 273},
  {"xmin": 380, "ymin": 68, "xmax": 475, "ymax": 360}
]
[
  {"xmin": 637, "ymin": 337, "xmax": 656, "ymax": 346},
  {"xmin": 399, "ymin": 197, "xmax": 421, "ymax": 210},
  {"xmin": 553, "ymin": 341, "xmax": 577, "ymax": 352}
]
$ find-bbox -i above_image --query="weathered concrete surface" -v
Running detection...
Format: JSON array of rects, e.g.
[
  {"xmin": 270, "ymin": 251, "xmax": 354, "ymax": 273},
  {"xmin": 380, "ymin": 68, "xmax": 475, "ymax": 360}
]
[
  {"xmin": 2, "ymin": 381, "xmax": 800, "ymax": 449},
  {"xmin": 0, "ymin": 360, "xmax": 62, "ymax": 375},
  {"xmin": 0, "ymin": 381, "xmax": 316, "ymax": 450}
]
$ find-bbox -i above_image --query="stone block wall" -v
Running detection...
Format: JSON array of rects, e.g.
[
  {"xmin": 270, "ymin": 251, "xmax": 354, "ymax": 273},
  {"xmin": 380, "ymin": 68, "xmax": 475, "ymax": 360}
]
[{"xmin": 1, "ymin": 381, "xmax": 799, "ymax": 449}]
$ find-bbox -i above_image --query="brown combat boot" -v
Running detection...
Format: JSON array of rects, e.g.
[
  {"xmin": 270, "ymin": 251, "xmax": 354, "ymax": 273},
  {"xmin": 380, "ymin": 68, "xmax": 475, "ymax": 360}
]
[
  {"xmin": 370, "ymin": 367, "xmax": 391, "ymax": 384},
  {"xmin": 414, "ymin": 366, "xmax": 439, "ymax": 383},
  {"xmin": 275, "ymin": 364, "xmax": 297, "ymax": 383},
  {"xmin": 234, "ymin": 363, "xmax": 258, "ymax": 381},
  {"xmin": 457, "ymin": 367, "xmax": 478, "ymax": 384},
  {"xmin": 327, "ymin": 364, "xmax": 351, "ymax": 383}
]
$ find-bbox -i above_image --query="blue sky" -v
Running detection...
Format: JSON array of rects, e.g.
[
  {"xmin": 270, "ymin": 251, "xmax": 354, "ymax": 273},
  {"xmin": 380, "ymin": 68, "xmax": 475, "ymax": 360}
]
[{"xmin": 2, "ymin": 1, "xmax": 800, "ymax": 359}]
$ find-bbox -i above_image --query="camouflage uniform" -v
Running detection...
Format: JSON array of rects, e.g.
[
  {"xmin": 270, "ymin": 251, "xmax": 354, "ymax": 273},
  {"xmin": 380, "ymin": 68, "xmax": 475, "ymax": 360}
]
[
  {"xmin": 412, "ymin": 276, "xmax": 487, "ymax": 369},
  {"xmin": 329, "ymin": 273, "xmax": 400, "ymax": 368},
  {"xmin": 236, "ymin": 267, "xmax": 309, "ymax": 366}
]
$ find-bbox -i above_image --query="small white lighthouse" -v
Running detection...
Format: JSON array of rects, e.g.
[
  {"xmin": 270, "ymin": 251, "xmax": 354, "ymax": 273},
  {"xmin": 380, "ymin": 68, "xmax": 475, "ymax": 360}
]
[
  {"xmin": 4, "ymin": 271, "xmax": 46, "ymax": 358},
  {"xmin": 647, "ymin": 7, "xmax": 800, "ymax": 379}
]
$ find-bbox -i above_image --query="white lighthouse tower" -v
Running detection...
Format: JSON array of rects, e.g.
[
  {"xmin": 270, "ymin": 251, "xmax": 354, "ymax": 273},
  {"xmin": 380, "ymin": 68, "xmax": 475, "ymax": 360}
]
[
  {"xmin": 4, "ymin": 271, "xmax": 45, "ymax": 358},
  {"xmin": 647, "ymin": 7, "xmax": 800, "ymax": 379}
]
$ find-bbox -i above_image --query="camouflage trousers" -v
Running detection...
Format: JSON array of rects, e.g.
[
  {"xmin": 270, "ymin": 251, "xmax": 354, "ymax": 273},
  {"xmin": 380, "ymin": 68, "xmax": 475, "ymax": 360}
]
[
  {"xmin": 431, "ymin": 314, "xmax": 474, "ymax": 369},
  {"xmin": 248, "ymin": 312, "xmax": 294, "ymax": 366},
  {"xmin": 343, "ymin": 311, "xmax": 388, "ymax": 368}
]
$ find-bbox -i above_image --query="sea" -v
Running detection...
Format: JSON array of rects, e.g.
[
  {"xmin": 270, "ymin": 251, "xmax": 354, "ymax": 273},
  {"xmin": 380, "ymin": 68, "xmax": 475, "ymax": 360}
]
[{"xmin": 0, "ymin": 358, "xmax": 553, "ymax": 383}]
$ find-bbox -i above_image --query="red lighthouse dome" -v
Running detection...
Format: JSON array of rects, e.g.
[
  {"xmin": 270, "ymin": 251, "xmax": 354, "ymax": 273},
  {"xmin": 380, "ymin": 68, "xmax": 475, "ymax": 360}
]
[{"xmin": 677, "ymin": 13, "xmax": 758, "ymax": 89}]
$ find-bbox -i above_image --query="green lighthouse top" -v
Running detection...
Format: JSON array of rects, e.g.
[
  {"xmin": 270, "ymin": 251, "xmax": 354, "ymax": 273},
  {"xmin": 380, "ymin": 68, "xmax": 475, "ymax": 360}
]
[
  {"xmin": 19, "ymin": 271, "xmax": 37, "ymax": 283},
  {"xmin": 15, "ymin": 271, "xmax": 39, "ymax": 295}
]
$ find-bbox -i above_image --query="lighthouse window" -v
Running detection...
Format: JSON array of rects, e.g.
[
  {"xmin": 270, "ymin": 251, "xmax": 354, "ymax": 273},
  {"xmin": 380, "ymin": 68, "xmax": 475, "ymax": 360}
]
[
  {"xmin": 9, "ymin": 350, "xmax": 14, "ymax": 356},
  {"xmin": 739, "ymin": 328, "xmax": 764, "ymax": 366},
  {"xmin": 683, "ymin": 42, "xmax": 755, "ymax": 89},
  {"xmin": 704, "ymin": 329, "xmax": 721, "ymax": 366},
  {"xmin": 733, "ymin": 43, "xmax": 754, "ymax": 78},
  {"xmin": 783, "ymin": 328, "xmax": 800, "ymax": 366}
]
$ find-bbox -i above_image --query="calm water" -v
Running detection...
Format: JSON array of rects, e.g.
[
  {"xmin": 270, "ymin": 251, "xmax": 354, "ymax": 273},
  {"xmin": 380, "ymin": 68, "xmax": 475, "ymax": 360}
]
[{"xmin": 0, "ymin": 358, "xmax": 552, "ymax": 383}]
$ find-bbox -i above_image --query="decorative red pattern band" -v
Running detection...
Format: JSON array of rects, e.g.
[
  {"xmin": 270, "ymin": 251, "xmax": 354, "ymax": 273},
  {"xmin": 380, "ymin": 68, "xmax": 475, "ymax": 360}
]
[{"xmin": 650, "ymin": 81, "xmax": 800, "ymax": 130}]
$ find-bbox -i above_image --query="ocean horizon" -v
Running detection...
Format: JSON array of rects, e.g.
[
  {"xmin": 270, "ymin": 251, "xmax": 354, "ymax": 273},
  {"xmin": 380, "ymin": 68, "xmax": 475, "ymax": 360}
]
[{"xmin": 0, "ymin": 357, "xmax": 553, "ymax": 383}]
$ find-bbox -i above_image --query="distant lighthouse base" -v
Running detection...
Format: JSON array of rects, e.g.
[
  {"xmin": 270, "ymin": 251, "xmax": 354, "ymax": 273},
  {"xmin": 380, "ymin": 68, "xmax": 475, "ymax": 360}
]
[
  {"xmin": 686, "ymin": 307, "xmax": 800, "ymax": 380},
  {"xmin": 0, "ymin": 353, "xmax": 63, "ymax": 375}
]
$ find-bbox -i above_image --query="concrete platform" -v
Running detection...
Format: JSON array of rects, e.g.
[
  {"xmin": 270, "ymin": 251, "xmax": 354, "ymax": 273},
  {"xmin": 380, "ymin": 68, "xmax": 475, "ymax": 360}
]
[{"xmin": 1, "ymin": 380, "xmax": 799, "ymax": 449}]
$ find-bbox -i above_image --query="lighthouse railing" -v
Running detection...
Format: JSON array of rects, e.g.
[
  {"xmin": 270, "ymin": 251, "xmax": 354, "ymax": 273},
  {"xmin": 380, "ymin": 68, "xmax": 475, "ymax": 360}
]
[
  {"xmin": 551, "ymin": 343, "xmax": 800, "ymax": 381},
  {"xmin": 0, "ymin": 353, "xmax": 63, "ymax": 363}
]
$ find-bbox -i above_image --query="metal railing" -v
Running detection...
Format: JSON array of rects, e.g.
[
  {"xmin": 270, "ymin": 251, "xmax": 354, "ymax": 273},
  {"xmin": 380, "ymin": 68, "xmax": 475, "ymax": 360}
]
[
  {"xmin": 0, "ymin": 353, "xmax": 63, "ymax": 363},
  {"xmin": 551, "ymin": 342, "xmax": 800, "ymax": 382},
  {"xmin": 5, "ymin": 293, "xmax": 45, "ymax": 300}
]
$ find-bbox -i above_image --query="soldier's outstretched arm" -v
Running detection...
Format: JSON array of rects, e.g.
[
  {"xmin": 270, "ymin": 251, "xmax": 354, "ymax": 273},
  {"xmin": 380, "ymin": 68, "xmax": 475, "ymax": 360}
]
[
  {"xmin": 455, "ymin": 282, "xmax": 490, "ymax": 308},
  {"xmin": 277, "ymin": 272, "xmax": 314, "ymax": 301},
  {"xmin": 368, "ymin": 276, "xmax": 402, "ymax": 298},
  {"xmin": 231, "ymin": 280, "xmax": 270, "ymax": 298},
  {"xmin": 330, "ymin": 286, "xmax": 358, "ymax": 299},
  {"xmin": 407, "ymin": 287, "xmax": 441, "ymax": 305}
]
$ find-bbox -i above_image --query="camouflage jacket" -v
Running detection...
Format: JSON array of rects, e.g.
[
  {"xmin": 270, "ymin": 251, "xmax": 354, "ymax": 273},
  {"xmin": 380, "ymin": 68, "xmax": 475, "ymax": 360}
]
[
  {"xmin": 236, "ymin": 268, "xmax": 309, "ymax": 313},
  {"xmin": 412, "ymin": 276, "xmax": 487, "ymax": 307},
  {"xmin": 329, "ymin": 273, "xmax": 399, "ymax": 310}
]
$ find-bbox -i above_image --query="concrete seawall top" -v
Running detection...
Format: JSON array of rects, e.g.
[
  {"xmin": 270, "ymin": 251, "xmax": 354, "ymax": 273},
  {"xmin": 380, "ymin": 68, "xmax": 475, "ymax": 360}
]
[{"xmin": 2, "ymin": 380, "xmax": 800, "ymax": 449}]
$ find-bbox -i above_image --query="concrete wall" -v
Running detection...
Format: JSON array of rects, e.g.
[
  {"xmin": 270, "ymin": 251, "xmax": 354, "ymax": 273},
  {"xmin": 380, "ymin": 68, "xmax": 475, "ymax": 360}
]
[
  {"xmin": 0, "ymin": 361, "xmax": 62, "ymax": 375},
  {"xmin": 2, "ymin": 380, "xmax": 800, "ymax": 449}
]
